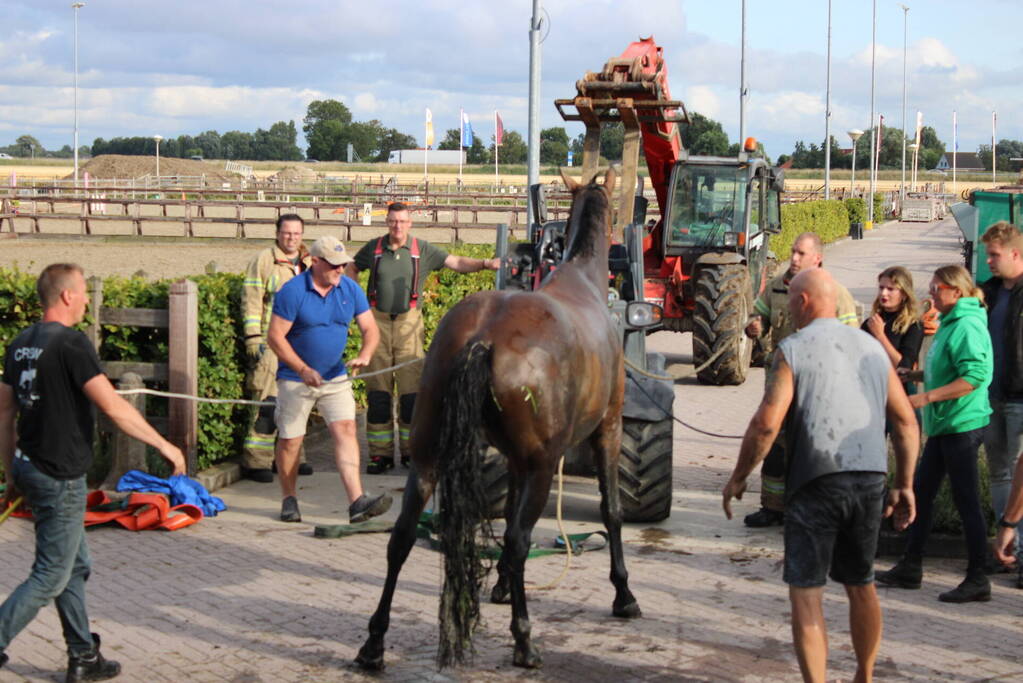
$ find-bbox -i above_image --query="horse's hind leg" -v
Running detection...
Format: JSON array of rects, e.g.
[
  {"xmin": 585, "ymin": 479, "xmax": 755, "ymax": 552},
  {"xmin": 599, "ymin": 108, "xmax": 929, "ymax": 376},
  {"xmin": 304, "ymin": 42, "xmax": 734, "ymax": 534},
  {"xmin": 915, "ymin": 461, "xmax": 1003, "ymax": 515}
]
[
  {"xmin": 503, "ymin": 462, "xmax": 555, "ymax": 668},
  {"xmin": 490, "ymin": 476, "xmax": 519, "ymax": 605},
  {"xmin": 590, "ymin": 418, "xmax": 641, "ymax": 618},
  {"xmin": 356, "ymin": 469, "xmax": 434, "ymax": 670}
]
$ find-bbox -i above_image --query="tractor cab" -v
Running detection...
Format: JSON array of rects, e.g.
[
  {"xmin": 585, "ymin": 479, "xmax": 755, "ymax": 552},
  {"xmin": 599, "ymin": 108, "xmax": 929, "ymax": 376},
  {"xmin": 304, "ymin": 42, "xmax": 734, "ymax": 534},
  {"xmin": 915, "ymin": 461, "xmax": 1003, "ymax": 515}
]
[{"xmin": 664, "ymin": 153, "xmax": 782, "ymax": 255}]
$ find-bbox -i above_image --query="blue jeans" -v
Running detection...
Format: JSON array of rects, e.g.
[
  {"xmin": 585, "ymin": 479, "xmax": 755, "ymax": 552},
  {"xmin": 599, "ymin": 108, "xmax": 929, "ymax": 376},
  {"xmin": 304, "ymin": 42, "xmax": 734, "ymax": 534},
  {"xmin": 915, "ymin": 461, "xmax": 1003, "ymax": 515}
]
[
  {"xmin": 905, "ymin": 428, "xmax": 988, "ymax": 574},
  {"xmin": 984, "ymin": 399, "xmax": 1023, "ymax": 560},
  {"xmin": 0, "ymin": 456, "xmax": 93, "ymax": 655}
]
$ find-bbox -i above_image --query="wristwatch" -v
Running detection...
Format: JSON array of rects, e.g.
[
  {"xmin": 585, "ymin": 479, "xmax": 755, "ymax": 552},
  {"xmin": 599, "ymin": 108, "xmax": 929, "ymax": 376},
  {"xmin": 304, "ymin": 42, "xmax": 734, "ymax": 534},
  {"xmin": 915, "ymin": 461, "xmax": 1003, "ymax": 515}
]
[{"xmin": 998, "ymin": 516, "xmax": 1018, "ymax": 528}]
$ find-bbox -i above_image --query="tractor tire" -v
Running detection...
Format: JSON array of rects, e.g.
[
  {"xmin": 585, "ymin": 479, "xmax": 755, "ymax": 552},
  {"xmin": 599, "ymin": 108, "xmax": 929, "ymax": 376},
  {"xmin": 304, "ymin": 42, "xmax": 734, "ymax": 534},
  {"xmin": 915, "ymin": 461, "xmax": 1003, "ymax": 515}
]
[
  {"xmin": 618, "ymin": 416, "xmax": 673, "ymax": 523},
  {"xmin": 692, "ymin": 264, "xmax": 754, "ymax": 386},
  {"xmin": 480, "ymin": 447, "xmax": 509, "ymax": 519}
]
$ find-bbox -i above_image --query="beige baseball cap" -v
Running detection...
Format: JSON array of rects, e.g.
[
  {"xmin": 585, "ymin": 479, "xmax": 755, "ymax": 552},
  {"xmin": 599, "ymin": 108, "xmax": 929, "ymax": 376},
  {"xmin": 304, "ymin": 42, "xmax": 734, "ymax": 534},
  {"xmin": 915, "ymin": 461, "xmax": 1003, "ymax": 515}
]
[{"xmin": 309, "ymin": 235, "xmax": 354, "ymax": 266}]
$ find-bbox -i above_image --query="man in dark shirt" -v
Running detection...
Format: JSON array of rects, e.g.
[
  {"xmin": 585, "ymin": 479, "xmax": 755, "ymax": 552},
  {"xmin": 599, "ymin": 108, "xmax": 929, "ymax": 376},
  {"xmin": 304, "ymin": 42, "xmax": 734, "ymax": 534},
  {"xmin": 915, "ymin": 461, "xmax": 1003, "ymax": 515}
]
[
  {"xmin": 0, "ymin": 263, "xmax": 185, "ymax": 682},
  {"xmin": 980, "ymin": 221, "xmax": 1023, "ymax": 586},
  {"xmin": 723, "ymin": 269, "xmax": 918, "ymax": 683},
  {"xmin": 345, "ymin": 202, "xmax": 500, "ymax": 474}
]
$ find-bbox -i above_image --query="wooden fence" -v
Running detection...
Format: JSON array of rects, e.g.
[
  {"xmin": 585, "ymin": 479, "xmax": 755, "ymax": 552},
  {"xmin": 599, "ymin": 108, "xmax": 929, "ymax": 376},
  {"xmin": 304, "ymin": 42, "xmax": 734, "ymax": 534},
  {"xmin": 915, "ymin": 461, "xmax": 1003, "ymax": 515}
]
[{"xmin": 87, "ymin": 277, "xmax": 199, "ymax": 482}]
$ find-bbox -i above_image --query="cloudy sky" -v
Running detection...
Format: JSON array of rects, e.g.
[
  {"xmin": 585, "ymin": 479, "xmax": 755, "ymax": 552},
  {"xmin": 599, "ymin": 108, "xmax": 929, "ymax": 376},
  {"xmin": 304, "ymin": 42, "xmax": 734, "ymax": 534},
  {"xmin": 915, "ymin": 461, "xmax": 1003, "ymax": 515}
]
[{"xmin": 2, "ymin": 0, "xmax": 1019, "ymax": 159}]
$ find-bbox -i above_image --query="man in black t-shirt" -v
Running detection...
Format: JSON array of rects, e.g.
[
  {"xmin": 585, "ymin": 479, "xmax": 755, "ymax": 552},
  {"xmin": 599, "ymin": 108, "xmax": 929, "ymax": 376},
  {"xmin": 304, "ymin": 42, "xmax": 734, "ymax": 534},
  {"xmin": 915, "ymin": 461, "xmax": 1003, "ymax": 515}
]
[{"xmin": 0, "ymin": 263, "xmax": 185, "ymax": 682}]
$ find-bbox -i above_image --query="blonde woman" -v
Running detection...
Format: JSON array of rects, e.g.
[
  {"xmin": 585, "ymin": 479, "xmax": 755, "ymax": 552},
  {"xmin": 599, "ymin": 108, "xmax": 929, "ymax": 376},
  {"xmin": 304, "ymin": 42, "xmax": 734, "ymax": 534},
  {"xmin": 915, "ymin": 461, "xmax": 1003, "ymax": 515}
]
[
  {"xmin": 862, "ymin": 266, "xmax": 924, "ymax": 379},
  {"xmin": 877, "ymin": 265, "xmax": 993, "ymax": 602}
]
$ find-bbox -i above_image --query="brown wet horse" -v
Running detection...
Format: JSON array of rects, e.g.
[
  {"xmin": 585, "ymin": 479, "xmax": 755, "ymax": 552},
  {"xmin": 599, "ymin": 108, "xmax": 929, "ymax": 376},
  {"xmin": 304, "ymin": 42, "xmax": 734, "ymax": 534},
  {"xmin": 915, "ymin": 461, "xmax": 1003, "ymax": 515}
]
[{"xmin": 355, "ymin": 167, "xmax": 640, "ymax": 671}]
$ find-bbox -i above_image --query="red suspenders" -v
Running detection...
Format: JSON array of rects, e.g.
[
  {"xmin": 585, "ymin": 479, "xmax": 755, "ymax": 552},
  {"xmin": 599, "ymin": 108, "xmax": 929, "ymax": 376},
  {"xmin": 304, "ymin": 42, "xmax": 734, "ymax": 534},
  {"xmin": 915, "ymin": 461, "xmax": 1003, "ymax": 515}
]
[{"xmin": 368, "ymin": 236, "xmax": 420, "ymax": 310}]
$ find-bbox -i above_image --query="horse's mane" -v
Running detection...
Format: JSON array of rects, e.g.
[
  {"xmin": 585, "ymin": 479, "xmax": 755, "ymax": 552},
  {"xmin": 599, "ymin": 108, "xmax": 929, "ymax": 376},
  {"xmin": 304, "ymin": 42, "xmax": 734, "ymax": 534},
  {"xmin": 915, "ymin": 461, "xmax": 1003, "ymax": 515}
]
[{"xmin": 564, "ymin": 181, "xmax": 608, "ymax": 261}]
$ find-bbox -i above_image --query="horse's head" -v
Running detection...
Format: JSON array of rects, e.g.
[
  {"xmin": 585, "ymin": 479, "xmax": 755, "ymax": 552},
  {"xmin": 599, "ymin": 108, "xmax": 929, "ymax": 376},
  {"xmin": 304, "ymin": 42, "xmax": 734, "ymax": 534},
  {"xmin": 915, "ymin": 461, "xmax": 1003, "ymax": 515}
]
[{"xmin": 559, "ymin": 167, "xmax": 617, "ymax": 262}]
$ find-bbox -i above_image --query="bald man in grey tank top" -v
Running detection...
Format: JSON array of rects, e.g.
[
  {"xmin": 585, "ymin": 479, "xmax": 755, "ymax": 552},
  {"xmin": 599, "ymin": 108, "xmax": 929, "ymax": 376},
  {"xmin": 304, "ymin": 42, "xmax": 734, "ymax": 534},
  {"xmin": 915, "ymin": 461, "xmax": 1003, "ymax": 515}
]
[{"xmin": 723, "ymin": 268, "xmax": 919, "ymax": 683}]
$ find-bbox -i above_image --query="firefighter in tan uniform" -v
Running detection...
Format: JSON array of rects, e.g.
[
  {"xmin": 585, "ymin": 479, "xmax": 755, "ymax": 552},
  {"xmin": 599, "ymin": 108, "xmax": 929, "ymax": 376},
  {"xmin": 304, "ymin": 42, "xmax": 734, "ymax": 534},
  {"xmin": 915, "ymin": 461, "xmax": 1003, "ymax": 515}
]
[
  {"xmin": 241, "ymin": 214, "xmax": 313, "ymax": 482},
  {"xmin": 742, "ymin": 232, "xmax": 860, "ymax": 526},
  {"xmin": 346, "ymin": 202, "xmax": 501, "ymax": 474}
]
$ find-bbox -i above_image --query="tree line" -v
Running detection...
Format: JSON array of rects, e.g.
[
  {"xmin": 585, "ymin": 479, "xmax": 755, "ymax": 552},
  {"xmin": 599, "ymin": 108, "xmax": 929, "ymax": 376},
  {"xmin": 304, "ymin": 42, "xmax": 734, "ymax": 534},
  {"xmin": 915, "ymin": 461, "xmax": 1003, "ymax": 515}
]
[{"xmin": 5, "ymin": 102, "xmax": 791, "ymax": 167}]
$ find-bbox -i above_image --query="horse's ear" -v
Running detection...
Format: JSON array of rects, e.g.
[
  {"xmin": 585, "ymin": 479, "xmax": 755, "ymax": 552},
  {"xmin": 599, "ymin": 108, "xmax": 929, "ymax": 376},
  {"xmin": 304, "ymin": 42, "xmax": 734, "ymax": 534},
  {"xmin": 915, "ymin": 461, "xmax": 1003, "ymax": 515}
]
[
  {"xmin": 603, "ymin": 166, "xmax": 617, "ymax": 196},
  {"xmin": 559, "ymin": 167, "xmax": 579, "ymax": 192}
]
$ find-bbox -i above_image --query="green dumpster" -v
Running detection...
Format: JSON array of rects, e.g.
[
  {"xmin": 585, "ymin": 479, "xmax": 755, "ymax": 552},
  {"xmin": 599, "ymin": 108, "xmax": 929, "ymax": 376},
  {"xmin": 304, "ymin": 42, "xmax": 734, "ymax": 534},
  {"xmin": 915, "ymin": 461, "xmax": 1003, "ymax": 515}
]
[{"xmin": 950, "ymin": 188, "xmax": 1023, "ymax": 283}]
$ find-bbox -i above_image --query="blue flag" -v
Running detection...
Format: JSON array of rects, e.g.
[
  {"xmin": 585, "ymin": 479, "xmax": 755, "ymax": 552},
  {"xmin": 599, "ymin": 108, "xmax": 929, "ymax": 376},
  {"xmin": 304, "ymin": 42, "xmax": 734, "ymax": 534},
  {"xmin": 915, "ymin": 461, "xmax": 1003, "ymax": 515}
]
[{"xmin": 461, "ymin": 110, "xmax": 474, "ymax": 147}]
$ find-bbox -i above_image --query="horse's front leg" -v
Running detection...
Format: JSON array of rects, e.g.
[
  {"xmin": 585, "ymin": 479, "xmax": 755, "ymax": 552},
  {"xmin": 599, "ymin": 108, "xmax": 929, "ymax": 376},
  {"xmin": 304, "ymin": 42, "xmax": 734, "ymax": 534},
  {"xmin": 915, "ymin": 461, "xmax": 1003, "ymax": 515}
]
[
  {"xmin": 591, "ymin": 418, "xmax": 641, "ymax": 619},
  {"xmin": 504, "ymin": 463, "xmax": 554, "ymax": 668},
  {"xmin": 356, "ymin": 469, "xmax": 434, "ymax": 670}
]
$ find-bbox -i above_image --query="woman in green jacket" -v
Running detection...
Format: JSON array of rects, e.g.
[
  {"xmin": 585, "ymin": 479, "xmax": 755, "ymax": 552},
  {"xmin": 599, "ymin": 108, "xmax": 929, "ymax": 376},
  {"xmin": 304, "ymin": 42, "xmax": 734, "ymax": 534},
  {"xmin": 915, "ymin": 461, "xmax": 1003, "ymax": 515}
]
[{"xmin": 877, "ymin": 265, "xmax": 993, "ymax": 602}]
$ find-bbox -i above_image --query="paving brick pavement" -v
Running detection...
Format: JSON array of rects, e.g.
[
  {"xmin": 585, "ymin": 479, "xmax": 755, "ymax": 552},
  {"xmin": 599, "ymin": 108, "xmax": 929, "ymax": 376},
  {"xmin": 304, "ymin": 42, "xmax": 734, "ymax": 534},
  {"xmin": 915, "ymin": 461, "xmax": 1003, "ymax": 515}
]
[{"xmin": 1, "ymin": 218, "xmax": 1021, "ymax": 681}]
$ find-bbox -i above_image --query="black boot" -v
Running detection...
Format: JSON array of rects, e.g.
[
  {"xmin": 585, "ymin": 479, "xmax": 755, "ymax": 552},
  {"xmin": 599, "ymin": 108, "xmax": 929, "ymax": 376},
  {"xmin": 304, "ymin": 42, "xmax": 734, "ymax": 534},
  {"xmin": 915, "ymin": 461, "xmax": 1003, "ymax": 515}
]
[
  {"xmin": 876, "ymin": 555, "xmax": 923, "ymax": 589},
  {"xmin": 743, "ymin": 507, "xmax": 784, "ymax": 527},
  {"xmin": 938, "ymin": 572, "xmax": 991, "ymax": 603},
  {"xmin": 66, "ymin": 633, "xmax": 121, "ymax": 683}
]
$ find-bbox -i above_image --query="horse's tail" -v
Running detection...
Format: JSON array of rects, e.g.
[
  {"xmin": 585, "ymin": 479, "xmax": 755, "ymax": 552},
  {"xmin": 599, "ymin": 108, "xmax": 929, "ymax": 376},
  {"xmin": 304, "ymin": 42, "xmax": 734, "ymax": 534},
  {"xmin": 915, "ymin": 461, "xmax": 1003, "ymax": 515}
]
[{"xmin": 436, "ymin": 340, "xmax": 493, "ymax": 668}]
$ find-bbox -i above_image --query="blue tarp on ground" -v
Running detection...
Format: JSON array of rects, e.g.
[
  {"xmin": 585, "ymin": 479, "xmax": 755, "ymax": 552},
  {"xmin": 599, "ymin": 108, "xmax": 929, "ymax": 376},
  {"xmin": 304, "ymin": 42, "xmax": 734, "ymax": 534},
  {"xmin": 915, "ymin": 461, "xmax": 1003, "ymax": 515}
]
[{"xmin": 116, "ymin": 471, "xmax": 226, "ymax": 517}]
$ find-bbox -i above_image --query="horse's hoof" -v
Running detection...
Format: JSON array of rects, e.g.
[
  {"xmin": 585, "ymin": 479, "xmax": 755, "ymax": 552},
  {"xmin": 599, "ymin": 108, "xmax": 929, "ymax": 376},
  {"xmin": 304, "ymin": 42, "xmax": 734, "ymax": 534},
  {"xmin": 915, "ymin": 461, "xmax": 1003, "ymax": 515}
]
[
  {"xmin": 513, "ymin": 644, "xmax": 543, "ymax": 669},
  {"xmin": 491, "ymin": 583, "xmax": 511, "ymax": 604},
  {"xmin": 613, "ymin": 600, "xmax": 642, "ymax": 619},
  {"xmin": 355, "ymin": 642, "xmax": 385, "ymax": 671}
]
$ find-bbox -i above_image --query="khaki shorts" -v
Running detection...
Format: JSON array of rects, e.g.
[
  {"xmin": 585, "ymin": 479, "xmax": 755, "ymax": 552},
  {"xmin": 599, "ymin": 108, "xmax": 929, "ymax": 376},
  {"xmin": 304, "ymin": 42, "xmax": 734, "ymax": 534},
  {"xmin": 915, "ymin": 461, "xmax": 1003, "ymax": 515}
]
[{"xmin": 276, "ymin": 376, "xmax": 356, "ymax": 438}]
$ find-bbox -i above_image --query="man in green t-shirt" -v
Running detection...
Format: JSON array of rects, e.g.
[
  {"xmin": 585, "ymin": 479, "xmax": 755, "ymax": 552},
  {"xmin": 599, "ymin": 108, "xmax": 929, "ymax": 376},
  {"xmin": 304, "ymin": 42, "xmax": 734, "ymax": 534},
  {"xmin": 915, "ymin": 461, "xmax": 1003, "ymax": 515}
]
[{"xmin": 346, "ymin": 202, "xmax": 500, "ymax": 473}]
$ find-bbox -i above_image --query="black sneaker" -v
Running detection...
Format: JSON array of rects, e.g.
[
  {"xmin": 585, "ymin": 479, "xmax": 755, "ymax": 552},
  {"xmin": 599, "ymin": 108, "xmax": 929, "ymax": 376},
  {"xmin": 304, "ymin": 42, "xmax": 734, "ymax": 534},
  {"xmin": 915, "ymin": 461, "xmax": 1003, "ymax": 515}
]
[
  {"xmin": 66, "ymin": 633, "xmax": 121, "ymax": 683},
  {"xmin": 280, "ymin": 496, "xmax": 302, "ymax": 523},
  {"xmin": 938, "ymin": 573, "xmax": 991, "ymax": 603},
  {"xmin": 242, "ymin": 467, "xmax": 273, "ymax": 483},
  {"xmin": 366, "ymin": 457, "xmax": 394, "ymax": 475},
  {"xmin": 876, "ymin": 556, "xmax": 923, "ymax": 589},
  {"xmin": 743, "ymin": 507, "xmax": 784, "ymax": 528},
  {"xmin": 349, "ymin": 493, "xmax": 393, "ymax": 524}
]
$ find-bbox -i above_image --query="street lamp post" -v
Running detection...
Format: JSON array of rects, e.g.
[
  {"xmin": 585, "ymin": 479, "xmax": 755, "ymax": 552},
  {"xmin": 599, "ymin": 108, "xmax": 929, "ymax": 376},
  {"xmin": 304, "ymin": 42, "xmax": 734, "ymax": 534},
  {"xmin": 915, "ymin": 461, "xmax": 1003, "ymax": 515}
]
[
  {"xmin": 72, "ymin": 2, "xmax": 85, "ymax": 187},
  {"xmin": 868, "ymin": 0, "xmax": 877, "ymax": 226},
  {"xmin": 908, "ymin": 142, "xmax": 919, "ymax": 192},
  {"xmin": 824, "ymin": 0, "xmax": 833, "ymax": 199},
  {"xmin": 899, "ymin": 4, "xmax": 909, "ymax": 215},
  {"xmin": 848, "ymin": 129, "xmax": 864, "ymax": 196},
  {"xmin": 153, "ymin": 135, "xmax": 163, "ymax": 180}
]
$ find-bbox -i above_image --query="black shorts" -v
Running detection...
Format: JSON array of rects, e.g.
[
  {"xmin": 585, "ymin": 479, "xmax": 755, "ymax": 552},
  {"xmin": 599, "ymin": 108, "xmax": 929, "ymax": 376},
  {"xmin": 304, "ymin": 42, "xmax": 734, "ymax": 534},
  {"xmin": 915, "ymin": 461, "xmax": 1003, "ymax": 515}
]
[{"xmin": 783, "ymin": 471, "xmax": 886, "ymax": 588}]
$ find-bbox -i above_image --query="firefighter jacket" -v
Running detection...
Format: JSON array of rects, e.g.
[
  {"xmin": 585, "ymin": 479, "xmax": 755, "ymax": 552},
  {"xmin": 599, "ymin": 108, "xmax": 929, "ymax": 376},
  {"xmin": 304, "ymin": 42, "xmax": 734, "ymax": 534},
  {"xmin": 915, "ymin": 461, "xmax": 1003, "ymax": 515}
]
[
  {"xmin": 754, "ymin": 270, "xmax": 860, "ymax": 349},
  {"xmin": 242, "ymin": 245, "xmax": 311, "ymax": 342}
]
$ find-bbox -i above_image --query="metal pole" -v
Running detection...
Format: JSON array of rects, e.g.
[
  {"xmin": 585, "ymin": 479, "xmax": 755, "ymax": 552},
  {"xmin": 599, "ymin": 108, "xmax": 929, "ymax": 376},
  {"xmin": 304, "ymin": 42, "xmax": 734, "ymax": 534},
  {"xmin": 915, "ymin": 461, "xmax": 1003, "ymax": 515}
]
[
  {"xmin": 850, "ymin": 139, "xmax": 857, "ymax": 195},
  {"xmin": 739, "ymin": 0, "xmax": 747, "ymax": 146},
  {"xmin": 72, "ymin": 2, "xmax": 85, "ymax": 187},
  {"xmin": 899, "ymin": 5, "xmax": 909, "ymax": 214},
  {"xmin": 526, "ymin": 0, "xmax": 542, "ymax": 223},
  {"xmin": 992, "ymin": 111, "xmax": 997, "ymax": 184},
  {"xmin": 868, "ymin": 0, "xmax": 877, "ymax": 226},
  {"xmin": 824, "ymin": 0, "xmax": 832, "ymax": 199}
]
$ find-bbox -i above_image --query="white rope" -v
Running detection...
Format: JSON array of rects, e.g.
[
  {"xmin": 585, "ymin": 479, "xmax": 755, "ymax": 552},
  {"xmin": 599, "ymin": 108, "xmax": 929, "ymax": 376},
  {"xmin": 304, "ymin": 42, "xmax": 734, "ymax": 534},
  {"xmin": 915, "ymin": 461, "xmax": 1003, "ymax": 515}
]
[{"xmin": 114, "ymin": 358, "xmax": 424, "ymax": 406}]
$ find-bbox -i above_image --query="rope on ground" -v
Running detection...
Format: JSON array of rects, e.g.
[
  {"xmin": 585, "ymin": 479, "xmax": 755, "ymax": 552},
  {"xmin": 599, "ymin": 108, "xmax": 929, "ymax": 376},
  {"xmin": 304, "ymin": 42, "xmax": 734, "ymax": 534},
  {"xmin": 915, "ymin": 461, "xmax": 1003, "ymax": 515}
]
[
  {"xmin": 525, "ymin": 454, "xmax": 572, "ymax": 591},
  {"xmin": 114, "ymin": 358, "xmax": 425, "ymax": 406},
  {"xmin": 623, "ymin": 346, "xmax": 745, "ymax": 440}
]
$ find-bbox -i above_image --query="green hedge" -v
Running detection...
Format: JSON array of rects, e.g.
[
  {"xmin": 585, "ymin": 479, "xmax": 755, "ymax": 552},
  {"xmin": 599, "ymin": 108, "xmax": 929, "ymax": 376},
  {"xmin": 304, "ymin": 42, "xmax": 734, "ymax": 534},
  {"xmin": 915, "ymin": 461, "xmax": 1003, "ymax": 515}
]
[
  {"xmin": 0, "ymin": 244, "xmax": 496, "ymax": 472},
  {"xmin": 771, "ymin": 199, "xmax": 851, "ymax": 261},
  {"xmin": 844, "ymin": 197, "xmax": 866, "ymax": 225}
]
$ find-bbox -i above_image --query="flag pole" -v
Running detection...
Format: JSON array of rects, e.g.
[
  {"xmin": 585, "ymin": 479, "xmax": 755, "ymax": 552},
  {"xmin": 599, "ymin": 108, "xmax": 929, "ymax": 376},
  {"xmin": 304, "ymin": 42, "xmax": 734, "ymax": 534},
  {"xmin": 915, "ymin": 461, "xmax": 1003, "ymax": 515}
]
[
  {"xmin": 952, "ymin": 109, "xmax": 957, "ymax": 199},
  {"xmin": 459, "ymin": 108, "xmax": 464, "ymax": 186},
  {"xmin": 424, "ymin": 114, "xmax": 428, "ymax": 181},
  {"xmin": 494, "ymin": 110, "xmax": 499, "ymax": 189}
]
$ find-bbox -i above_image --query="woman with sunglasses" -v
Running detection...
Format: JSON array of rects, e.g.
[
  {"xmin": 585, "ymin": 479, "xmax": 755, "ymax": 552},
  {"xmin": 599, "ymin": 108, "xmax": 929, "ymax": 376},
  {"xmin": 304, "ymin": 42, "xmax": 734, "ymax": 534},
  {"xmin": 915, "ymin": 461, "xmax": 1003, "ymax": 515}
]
[{"xmin": 877, "ymin": 265, "xmax": 993, "ymax": 602}]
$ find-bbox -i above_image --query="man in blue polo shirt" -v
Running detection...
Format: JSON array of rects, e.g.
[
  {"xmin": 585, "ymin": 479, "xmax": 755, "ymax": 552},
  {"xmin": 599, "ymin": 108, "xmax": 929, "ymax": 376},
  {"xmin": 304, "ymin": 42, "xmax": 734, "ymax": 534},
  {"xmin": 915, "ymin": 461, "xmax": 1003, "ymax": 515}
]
[{"xmin": 268, "ymin": 235, "xmax": 391, "ymax": 524}]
